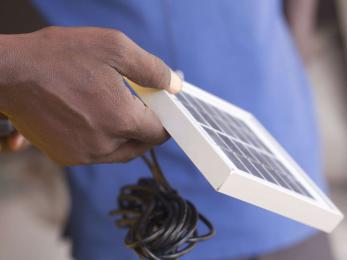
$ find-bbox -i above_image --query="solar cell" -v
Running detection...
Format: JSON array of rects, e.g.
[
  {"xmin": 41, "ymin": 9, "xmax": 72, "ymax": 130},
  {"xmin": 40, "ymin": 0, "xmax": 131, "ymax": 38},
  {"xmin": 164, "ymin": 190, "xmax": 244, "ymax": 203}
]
[{"xmin": 177, "ymin": 92, "xmax": 312, "ymax": 198}]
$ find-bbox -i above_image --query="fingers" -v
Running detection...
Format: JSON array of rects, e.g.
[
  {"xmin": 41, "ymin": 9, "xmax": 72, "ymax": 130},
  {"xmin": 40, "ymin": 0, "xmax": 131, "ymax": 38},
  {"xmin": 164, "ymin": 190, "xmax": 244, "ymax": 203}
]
[
  {"xmin": 99, "ymin": 139, "xmax": 151, "ymax": 163},
  {"xmin": 126, "ymin": 95, "xmax": 169, "ymax": 144},
  {"xmin": 107, "ymin": 31, "xmax": 182, "ymax": 93},
  {"xmin": 99, "ymin": 74, "xmax": 168, "ymax": 145}
]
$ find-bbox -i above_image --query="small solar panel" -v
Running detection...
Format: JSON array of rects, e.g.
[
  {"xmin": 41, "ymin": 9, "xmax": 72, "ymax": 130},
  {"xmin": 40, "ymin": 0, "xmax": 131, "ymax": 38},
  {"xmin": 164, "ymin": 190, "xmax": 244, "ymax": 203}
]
[
  {"xmin": 126, "ymin": 79, "xmax": 343, "ymax": 232},
  {"xmin": 176, "ymin": 91, "xmax": 313, "ymax": 199}
]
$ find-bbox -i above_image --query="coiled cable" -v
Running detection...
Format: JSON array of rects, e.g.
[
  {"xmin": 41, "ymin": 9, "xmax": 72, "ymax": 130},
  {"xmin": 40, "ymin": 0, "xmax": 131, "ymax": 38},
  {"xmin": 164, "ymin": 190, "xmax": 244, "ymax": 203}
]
[{"xmin": 110, "ymin": 149, "xmax": 215, "ymax": 259}]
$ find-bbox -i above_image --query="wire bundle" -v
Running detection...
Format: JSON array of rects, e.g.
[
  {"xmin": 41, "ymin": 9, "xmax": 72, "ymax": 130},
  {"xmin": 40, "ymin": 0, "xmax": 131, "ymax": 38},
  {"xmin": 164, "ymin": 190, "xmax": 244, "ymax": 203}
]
[{"xmin": 110, "ymin": 149, "xmax": 215, "ymax": 259}]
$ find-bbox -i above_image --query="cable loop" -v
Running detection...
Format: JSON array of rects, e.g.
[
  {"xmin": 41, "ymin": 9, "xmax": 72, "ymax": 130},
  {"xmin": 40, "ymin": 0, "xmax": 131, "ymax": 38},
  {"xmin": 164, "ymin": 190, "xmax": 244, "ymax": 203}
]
[{"xmin": 110, "ymin": 148, "xmax": 215, "ymax": 259}]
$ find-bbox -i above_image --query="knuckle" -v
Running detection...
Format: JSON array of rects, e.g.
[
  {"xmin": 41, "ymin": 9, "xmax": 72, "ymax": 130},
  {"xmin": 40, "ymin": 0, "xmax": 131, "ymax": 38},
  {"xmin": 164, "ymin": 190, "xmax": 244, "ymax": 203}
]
[
  {"xmin": 102, "ymin": 29, "xmax": 127, "ymax": 50},
  {"xmin": 108, "ymin": 29, "xmax": 126, "ymax": 43},
  {"xmin": 100, "ymin": 29, "xmax": 128, "ymax": 64}
]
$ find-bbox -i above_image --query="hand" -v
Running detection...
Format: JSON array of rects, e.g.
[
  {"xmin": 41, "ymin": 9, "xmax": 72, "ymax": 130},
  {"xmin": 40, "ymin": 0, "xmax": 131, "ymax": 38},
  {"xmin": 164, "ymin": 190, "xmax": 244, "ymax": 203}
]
[{"xmin": 0, "ymin": 27, "xmax": 182, "ymax": 165}]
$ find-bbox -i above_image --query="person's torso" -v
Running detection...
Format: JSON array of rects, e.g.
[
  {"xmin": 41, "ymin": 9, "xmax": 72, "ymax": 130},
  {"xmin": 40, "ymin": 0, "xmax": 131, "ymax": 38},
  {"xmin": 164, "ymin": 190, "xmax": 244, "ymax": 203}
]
[{"xmin": 32, "ymin": 0, "xmax": 324, "ymax": 259}]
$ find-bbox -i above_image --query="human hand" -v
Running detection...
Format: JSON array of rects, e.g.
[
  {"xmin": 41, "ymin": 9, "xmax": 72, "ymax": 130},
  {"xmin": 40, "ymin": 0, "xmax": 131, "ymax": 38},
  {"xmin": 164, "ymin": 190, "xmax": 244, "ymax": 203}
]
[{"xmin": 0, "ymin": 27, "xmax": 181, "ymax": 165}]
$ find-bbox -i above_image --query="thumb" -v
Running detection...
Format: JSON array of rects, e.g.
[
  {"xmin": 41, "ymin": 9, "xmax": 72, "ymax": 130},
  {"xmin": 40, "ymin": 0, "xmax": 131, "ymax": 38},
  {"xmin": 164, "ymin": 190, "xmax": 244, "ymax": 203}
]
[{"xmin": 109, "ymin": 32, "xmax": 182, "ymax": 93}]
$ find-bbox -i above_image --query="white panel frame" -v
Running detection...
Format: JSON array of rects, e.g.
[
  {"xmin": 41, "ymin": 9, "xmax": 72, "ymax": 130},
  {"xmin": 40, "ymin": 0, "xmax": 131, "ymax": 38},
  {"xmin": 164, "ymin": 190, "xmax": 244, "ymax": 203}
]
[{"xmin": 126, "ymin": 79, "xmax": 344, "ymax": 233}]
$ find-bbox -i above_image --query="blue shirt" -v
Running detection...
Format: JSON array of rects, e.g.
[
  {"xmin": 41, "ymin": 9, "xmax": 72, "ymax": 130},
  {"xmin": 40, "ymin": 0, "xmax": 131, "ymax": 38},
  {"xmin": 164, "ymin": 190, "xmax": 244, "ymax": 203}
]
[{"xmin": 32, "ymin": 0, "xmax": 325, "ymax": 259}]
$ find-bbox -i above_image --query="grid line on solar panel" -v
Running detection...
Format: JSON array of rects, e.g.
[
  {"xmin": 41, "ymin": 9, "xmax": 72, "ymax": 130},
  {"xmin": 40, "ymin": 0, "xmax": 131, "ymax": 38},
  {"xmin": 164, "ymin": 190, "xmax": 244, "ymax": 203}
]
[
  {"xmin": 202, "ymin": 125, "xmax": 313, "ymax": 198},
  {"xmin": 177, "ymin": 92, "xmax": 272, "ymax": 153},
  {"xmin": 177, "ymin": 92, "xmax": 276, "ymax": 158},
  {"xmin": 176, "ymin": 92, "xmax": 313, "ymax": 198}
]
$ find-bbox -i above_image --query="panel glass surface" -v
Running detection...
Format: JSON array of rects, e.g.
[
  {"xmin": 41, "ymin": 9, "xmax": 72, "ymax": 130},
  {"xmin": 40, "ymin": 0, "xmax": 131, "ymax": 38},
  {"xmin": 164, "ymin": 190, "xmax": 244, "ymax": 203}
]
[{"xmin": 176, "ymin": 91, "xmax": 313, "ymax": 199}]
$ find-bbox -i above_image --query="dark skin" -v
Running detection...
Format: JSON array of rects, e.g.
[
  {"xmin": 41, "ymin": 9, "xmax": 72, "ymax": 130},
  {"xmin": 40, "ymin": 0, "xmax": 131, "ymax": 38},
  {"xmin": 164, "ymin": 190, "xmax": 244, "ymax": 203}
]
[
  {"xmin": 0, "ymin": 2, "xmax": 317, "ymax": 164},
  {"xmin": 0, "ymin": 26, "xmax": 181, "ymax": 165}
]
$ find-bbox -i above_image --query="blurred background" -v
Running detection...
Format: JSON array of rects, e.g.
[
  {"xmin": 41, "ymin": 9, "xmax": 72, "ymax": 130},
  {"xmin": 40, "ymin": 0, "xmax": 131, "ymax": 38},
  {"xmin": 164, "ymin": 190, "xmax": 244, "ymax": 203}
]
[{"xmin": 0, "ymin": 0, "xmax": 346, "ymax": 259}]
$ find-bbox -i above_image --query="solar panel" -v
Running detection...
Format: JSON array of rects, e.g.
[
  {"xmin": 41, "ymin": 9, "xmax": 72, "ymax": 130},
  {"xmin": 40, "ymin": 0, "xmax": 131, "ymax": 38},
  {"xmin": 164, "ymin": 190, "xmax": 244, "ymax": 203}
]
[
  {"xmin": 126, "ymin": 79, "xmax": 343, "ymax": 232},
  {"xmin": 176, "ymin": 91, "xmax": 313, "ymax": 198}
]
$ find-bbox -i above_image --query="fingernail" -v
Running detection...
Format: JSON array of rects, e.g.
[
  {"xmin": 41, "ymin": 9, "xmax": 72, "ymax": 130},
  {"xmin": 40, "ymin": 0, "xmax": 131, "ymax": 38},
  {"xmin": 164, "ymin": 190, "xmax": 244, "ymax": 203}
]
[{"xmin": 169, "ymin": 70, "xmax": 183, "ymax": 94}]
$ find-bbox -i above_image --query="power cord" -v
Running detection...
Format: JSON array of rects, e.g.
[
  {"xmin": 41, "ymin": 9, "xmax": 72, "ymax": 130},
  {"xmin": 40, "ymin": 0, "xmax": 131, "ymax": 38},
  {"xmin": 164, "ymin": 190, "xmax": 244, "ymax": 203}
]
[{"xmin": 110, "ymin": 149, "xmax": 215, "ymax": 259}]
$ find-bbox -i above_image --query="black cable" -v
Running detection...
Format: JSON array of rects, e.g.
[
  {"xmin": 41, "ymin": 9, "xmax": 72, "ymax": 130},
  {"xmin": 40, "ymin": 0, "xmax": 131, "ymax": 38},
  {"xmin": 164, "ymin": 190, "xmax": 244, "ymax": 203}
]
[{"xmin": 110, "ymin": 149, "xmax": 215, "ymax": 259}]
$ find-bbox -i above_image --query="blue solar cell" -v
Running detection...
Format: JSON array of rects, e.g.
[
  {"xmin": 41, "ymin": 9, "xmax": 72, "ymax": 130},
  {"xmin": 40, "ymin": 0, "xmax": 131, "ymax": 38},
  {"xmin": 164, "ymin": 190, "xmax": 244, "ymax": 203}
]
[{"xmin": 176, "ymin": 92, "xmax": 313, "ymax": 199}]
